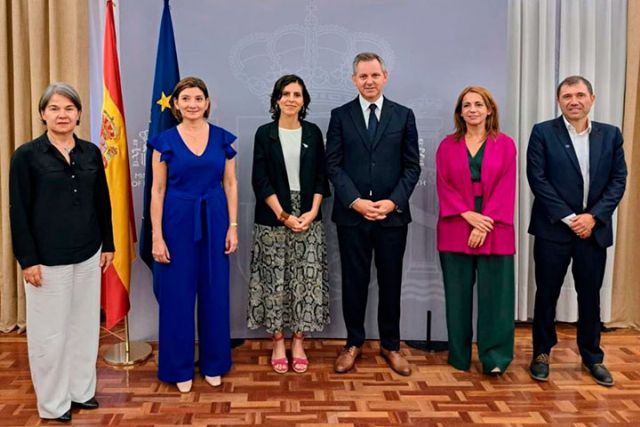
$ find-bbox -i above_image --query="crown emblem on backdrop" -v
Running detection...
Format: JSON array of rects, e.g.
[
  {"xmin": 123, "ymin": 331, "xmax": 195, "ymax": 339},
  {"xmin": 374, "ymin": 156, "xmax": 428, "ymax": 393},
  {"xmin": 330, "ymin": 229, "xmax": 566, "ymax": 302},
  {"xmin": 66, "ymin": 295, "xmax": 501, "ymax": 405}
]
[{"xmin": 229, "ymin": 0, "xmax": 395, "ymax": 107}]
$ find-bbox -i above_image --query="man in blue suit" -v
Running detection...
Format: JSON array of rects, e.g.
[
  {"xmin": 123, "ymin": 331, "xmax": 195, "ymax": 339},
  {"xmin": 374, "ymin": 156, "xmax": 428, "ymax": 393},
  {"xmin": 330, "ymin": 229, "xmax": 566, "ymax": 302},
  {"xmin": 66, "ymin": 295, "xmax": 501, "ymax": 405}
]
[
  {"xmin": 527, "ymin": 76, "xmax": 627, "ymax": 386},
  {"xmin": 326, "ymin": 52, "xmax": 420, "ymax": 376}
]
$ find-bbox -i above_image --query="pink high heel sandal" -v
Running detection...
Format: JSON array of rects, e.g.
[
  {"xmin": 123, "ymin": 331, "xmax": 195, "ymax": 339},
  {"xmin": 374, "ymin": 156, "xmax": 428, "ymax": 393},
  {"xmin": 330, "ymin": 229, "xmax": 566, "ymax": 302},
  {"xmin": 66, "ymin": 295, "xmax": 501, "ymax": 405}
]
[
  {"xmin": 271, "ymin": 332, "xmax": 289, "ymax": 374},
  {"xmin": 291, "ymin": 333, "xmax": 309, "ymax": 373}
]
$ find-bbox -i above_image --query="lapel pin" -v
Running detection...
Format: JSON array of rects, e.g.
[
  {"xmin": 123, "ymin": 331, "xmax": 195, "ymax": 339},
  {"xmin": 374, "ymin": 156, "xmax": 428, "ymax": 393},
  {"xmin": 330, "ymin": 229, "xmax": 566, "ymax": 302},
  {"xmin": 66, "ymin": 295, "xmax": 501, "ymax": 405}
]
[{"xmin": 302, "ymin": 143, "xmax": 309, "ymax": 148}]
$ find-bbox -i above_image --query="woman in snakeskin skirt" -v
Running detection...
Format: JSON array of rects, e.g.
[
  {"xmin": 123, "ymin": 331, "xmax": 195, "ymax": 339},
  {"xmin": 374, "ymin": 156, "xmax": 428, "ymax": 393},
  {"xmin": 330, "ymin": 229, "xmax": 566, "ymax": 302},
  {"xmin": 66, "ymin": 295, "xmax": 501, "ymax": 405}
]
[{"xmin": 247, "ymin": 74, "xmax": 331, "ymax": 374}]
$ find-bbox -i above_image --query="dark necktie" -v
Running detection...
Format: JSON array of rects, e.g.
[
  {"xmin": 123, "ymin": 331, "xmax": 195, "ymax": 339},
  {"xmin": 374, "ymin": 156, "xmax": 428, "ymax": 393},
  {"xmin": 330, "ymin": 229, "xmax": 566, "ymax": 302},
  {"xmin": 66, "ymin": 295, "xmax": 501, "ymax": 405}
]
[{"xmin": 368, "ymin": 103, "xmax": 378, "ymax": 141}]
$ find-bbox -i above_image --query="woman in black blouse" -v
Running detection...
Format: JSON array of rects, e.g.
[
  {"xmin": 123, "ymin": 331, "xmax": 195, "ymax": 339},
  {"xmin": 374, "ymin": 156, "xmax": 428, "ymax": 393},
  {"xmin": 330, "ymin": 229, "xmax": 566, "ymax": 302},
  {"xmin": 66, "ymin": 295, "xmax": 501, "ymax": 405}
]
[{"xmin": 9, "ymin": 83, "xmax": 114, "ymax": 422}]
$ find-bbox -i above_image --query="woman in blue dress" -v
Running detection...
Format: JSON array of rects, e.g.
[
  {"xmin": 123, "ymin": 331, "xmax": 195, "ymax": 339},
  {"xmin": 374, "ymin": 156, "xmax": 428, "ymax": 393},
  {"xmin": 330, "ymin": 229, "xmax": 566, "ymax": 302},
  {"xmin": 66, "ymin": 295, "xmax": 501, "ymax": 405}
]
[{"xmin": 149, "ymin": 77, "xmax": 238, "ymax": 393}]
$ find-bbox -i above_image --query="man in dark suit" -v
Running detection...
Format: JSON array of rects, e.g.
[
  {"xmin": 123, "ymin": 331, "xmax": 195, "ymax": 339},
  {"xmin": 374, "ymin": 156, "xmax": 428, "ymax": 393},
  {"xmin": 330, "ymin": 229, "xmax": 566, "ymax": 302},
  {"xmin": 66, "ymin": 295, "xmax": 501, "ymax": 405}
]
[
  {"xmin": 326, "ymin": 52, "xmax": 420, "ymax": 375},
  {"xmin": 527, "ymin": 76, "xmax": 627, "ymax": 387}
]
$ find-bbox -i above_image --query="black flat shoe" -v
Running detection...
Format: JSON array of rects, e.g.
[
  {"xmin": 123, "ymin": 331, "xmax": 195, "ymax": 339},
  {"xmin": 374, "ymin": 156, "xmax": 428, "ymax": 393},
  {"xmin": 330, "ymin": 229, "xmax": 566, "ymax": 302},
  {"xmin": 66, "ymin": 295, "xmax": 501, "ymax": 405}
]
[
  {"xmin": 72, "ymin": 396, "xmax": 99, "ymax": 410},
  {"xmin": 529, "ymin": 353, "xmax": 550, "ymax": 382},
  {"xmin": 583, "ymin": 363, "xmax": 614, "ymax": 387},
  {"xmin": 44, "ymin": 409, "xmax": 71, "ymax": 423}
]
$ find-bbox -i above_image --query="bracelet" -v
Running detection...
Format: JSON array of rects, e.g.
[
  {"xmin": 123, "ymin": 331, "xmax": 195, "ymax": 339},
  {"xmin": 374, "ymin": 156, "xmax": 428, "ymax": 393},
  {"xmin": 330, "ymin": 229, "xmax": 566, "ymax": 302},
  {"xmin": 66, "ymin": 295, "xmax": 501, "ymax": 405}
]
[
  {"xmin": 230, "ymin": 222, "xmax": 238, "ymax": 227},
  {"xmin": 278, "ymin": 211, "xmax": 290, "ymax": 222}
]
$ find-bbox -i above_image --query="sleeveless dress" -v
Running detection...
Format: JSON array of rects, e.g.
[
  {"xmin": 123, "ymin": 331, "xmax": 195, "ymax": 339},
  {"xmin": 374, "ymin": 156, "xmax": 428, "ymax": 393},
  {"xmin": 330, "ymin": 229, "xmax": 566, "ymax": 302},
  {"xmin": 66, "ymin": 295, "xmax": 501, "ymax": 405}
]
[{"xmin": 148, "ymin": 124, "xmax": 236, "ymax": 383}]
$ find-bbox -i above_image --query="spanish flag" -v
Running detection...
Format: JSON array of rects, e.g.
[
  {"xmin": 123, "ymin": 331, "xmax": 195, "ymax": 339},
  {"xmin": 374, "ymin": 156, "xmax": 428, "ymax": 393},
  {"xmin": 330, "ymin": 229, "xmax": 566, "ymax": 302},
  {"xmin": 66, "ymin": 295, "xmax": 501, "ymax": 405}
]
[{"xmin": 100, "ymin": 0, "xmax": 136, "ymax": 330}]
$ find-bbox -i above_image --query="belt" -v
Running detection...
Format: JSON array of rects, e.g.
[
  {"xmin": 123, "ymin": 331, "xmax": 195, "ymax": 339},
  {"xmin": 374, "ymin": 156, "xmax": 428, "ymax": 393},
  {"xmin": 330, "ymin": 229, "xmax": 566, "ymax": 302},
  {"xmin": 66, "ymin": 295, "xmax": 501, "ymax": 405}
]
[
  {"xmin": 472, "ymin": 182, "xmax": 483, "ymax": 197},
  {"xmin": 166, "ymin": 186, "xmax": 224, "ymax": 242}
]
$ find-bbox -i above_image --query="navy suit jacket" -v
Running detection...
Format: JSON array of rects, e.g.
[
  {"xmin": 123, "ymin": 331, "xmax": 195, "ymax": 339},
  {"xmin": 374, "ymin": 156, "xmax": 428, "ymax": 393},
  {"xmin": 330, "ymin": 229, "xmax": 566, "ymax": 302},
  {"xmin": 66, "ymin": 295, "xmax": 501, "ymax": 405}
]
[
  {"xmin": 325, "ymin": 97, "xmax": 420, "ymax": 227},
  {"xmin": 526, "ymin": 116, "xmax": 627, "ymax": 248}
]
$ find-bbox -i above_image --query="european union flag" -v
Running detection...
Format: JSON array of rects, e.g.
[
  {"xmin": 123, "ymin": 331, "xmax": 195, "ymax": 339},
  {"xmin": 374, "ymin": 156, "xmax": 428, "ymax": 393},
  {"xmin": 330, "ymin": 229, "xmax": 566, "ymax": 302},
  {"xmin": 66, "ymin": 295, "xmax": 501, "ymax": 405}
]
[{"xmin": 140, "ymin": 0, "xmax": 180, "ymax": 271}]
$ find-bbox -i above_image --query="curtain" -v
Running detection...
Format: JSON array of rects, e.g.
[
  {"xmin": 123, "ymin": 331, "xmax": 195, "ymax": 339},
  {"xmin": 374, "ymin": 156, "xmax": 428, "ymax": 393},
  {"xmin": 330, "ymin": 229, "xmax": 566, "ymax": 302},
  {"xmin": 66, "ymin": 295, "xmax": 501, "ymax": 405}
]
[
  {"xmin": 507, "ymin": 0, "xmax": 627, "ymax": 323},
  {"xmin": 0, "ymin": 0, "xmax": 89, "ymax": 333},
  {"xmin": 506, "ymin": 0, "xmax": 558, "ymax": 321},
  {"xmin": 610, "ymin": 1, "xmax": 640, "ymax": 329}
]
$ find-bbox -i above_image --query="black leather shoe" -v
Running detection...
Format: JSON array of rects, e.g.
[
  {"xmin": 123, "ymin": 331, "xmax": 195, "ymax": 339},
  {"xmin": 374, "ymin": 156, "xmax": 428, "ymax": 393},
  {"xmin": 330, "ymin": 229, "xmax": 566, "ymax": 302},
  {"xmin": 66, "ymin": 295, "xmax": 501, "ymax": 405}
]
[
  {"xmin": 583, "ymin": 363, "xmax": 614, "ymax": 387},
  {"xmin": 72, "ymin": 396, "xmax": 99, "ymax": 410},
  {"xmin": 529, "ymin": 353, "xmax": 550, "ymax": 382},
  {"xmin": 47, "ymin": 409, "xmax": 71, "ymax": 422}
]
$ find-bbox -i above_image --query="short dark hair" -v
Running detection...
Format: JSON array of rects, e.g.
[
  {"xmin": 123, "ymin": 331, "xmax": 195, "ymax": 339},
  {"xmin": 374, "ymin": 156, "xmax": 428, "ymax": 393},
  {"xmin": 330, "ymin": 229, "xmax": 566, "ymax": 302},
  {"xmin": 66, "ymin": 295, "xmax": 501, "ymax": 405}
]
[
  {"xmin": 557, "ymin": 75, "xmax": 594, "ymax": 98},
  {"xmin": 38, "ymin": 83, "xmax": 82, "ymax": 125},
  {"xmin": 269, "ymin": 74, "xmax": 311, "ymax": 121},
  {"xmin": 171, "ymin": 76, "xmax": 211, "ymax": 122},
  {"xmin": 352, "ymin": 52, "xmax": 387, "ymax": 74}
]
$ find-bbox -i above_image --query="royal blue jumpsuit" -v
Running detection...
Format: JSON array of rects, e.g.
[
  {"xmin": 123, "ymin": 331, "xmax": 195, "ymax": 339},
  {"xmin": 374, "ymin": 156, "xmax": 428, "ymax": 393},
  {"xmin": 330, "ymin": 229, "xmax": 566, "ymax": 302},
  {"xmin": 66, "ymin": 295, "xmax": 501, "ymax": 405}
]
[{"xmin": 149, "ymin": 124, "xmax": 236, "ymax": 383}]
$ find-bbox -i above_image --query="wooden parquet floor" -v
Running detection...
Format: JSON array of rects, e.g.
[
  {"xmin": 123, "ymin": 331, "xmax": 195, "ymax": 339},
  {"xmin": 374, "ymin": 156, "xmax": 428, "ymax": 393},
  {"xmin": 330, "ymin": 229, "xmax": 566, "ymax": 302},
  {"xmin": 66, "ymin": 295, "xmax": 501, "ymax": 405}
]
[{"xmin": 0, "ymin": 324, "xmax": 639, "ymax": 426}]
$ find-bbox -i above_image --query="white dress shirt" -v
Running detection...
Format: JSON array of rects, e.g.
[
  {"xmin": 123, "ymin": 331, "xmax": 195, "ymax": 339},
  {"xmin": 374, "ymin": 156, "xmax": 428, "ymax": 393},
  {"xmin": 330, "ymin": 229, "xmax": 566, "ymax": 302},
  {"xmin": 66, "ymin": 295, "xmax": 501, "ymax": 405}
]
[
  {"xmin": 359, "ymin": 94, "xmax": 383, "ymax": 128},
  {"xmin": 348, "ymin": 95, "xmax": 385, "ymax": 208},
  {"xmin": 561, "ymin": 116, "xmax": 592, "ymax": 226}
]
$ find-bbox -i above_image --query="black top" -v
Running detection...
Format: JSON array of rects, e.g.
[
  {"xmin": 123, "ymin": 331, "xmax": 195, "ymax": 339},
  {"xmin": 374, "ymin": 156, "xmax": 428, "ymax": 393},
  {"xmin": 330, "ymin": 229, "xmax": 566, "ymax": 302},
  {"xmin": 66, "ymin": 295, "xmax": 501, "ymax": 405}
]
[
  {"xmin": 10, "ymin": 132, "xmax": 115, "ymax": 268},
  {"xmin": 251, "ymin": 120, "xmax": 330, "ymax": 226}
]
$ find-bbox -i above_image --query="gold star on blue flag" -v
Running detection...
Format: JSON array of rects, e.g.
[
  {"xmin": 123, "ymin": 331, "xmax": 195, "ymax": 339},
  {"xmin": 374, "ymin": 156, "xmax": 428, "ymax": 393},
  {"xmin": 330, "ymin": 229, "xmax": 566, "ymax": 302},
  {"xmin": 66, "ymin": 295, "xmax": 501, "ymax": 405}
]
[{"xmin": 156, "ymin": 91, "xmax": 172, "ymax": 112}]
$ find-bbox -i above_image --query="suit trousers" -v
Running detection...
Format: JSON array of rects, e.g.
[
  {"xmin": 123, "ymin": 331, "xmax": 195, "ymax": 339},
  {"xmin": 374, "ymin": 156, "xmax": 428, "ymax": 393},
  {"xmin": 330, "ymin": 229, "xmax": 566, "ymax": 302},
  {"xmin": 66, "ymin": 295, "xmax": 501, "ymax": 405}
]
[
  {"xmin": 337, "ymin": 222, "xmax": 407, "ymax": 351},
  {"xmin": 532, "ymin": 236, "xmax": 607, "ymax": 363},
  {"xmin": 24, "ymin": 249, "xmax": 101, "ymax": 419},
  {"xmin": 439, "ymin": 253, "xmax": 514, "ymax": 373}
]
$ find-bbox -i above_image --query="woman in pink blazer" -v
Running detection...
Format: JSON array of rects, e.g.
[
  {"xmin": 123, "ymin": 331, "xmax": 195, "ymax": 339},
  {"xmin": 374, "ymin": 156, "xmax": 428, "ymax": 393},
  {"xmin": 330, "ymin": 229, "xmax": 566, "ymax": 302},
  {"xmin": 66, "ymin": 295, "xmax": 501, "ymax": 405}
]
[{"xmin": 436, "ymin": 86, "xmax": 516, "ymax": 374}]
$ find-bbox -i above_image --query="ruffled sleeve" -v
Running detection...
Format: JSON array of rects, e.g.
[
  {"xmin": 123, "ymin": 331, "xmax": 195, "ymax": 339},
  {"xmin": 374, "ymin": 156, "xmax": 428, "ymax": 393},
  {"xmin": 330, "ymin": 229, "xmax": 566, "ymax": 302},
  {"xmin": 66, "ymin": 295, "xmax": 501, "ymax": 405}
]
[
  {"xmin": 220, "ymin": 127, "xmax": 237, "ymax": 160},
  {"xmin": 147, "ymin": 131, "xmax": 173, "ymax": 163}
]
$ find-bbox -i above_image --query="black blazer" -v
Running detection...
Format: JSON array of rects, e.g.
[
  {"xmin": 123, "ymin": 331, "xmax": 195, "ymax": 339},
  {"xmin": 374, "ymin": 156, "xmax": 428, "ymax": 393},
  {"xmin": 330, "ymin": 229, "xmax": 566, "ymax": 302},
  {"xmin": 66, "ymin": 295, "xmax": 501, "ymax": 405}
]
[
  {"xmin": 526, "ymin": 116, "xmax": 627, "ymax": 248},
  {"xmin": 252, "ymin": 120, "xmax": 331, "ymax": 226},
  {"xmin": 325, "ymin": 97, "xmax": 421, "ymax": 227}
]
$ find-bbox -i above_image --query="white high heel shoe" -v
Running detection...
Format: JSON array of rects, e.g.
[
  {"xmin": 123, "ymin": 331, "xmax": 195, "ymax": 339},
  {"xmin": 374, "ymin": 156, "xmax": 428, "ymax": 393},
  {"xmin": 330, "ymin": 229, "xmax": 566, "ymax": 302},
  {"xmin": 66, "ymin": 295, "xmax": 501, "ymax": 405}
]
[
  {"xmin": 205, "ymin": 375, "xmax": 221, "ymax": 387},
  {"xmin": 176, "ymin": 379, "xmax": 193, "ymax": 393}
]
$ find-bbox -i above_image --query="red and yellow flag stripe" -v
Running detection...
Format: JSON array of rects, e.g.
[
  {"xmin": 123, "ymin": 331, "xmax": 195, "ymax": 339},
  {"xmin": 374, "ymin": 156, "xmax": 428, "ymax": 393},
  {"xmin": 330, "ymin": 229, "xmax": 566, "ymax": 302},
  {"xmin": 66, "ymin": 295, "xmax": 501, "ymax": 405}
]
[{"xmin": 100, "ymin": 0, "xmax": 136, "ymax": 329}]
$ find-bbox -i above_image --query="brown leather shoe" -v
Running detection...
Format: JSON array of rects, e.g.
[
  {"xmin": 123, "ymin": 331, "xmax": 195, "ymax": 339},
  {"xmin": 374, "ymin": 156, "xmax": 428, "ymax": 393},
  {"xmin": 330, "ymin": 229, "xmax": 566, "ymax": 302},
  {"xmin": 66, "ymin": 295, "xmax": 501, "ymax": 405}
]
[
  {"xmin": 380, "ymin": 348, "xmax": 412, "ymax": 376},
  {"xmin": 334, "ymin": 346, "xmax": 362, "ymax": 373}
]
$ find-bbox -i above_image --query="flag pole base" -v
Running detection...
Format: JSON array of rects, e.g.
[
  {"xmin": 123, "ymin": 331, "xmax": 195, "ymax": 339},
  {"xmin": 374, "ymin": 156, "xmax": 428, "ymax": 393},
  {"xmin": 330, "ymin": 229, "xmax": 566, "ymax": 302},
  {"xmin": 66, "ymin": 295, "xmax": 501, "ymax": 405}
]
[{"xmin": 103, "ymin": 341, "xmax": 153, "ymax": 367}]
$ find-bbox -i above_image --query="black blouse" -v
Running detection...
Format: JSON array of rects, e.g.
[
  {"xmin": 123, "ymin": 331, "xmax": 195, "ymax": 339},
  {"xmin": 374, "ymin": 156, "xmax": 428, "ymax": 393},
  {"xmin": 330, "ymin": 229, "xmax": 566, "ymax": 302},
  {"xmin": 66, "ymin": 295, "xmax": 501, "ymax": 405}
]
[{"xmin": 10, "ymin": 133, "xmax": 114, "ymax": 268}]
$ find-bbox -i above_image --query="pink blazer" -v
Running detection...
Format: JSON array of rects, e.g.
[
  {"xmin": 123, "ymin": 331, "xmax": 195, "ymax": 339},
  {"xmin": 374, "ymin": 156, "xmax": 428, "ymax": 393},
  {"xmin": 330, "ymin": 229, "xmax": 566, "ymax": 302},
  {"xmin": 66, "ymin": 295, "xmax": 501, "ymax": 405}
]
[{"xmin": 436, "ymin": 133, "xmax": 516, "ymax": 255}]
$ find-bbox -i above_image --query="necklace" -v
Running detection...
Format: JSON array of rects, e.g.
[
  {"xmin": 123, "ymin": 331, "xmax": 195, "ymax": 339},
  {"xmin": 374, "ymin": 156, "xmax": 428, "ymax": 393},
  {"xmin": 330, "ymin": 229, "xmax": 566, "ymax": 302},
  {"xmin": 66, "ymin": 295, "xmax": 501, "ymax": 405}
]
[{"xmin": 51, "ymin": 141, "xmax": 73, "ymax": 154}]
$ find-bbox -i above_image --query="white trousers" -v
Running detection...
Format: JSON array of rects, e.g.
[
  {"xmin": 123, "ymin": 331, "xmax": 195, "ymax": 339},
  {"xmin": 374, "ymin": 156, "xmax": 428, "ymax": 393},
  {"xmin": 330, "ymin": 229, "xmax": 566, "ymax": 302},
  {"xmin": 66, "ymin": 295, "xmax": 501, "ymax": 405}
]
[{"xmin": 24, "ymin": 249, "xmax": 101, "ymax": 419}]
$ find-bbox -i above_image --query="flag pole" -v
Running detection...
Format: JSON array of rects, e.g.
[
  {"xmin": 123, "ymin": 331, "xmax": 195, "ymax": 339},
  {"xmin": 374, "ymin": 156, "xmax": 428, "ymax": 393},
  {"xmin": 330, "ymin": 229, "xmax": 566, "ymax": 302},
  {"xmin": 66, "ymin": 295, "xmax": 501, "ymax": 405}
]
[
  {"xmin": 102, "ymin": 316, "xmax": 152, "ymax": 366},
  {"xmin": 99, "ymin": 0, "xmax": 151, "ymax": 367}
]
